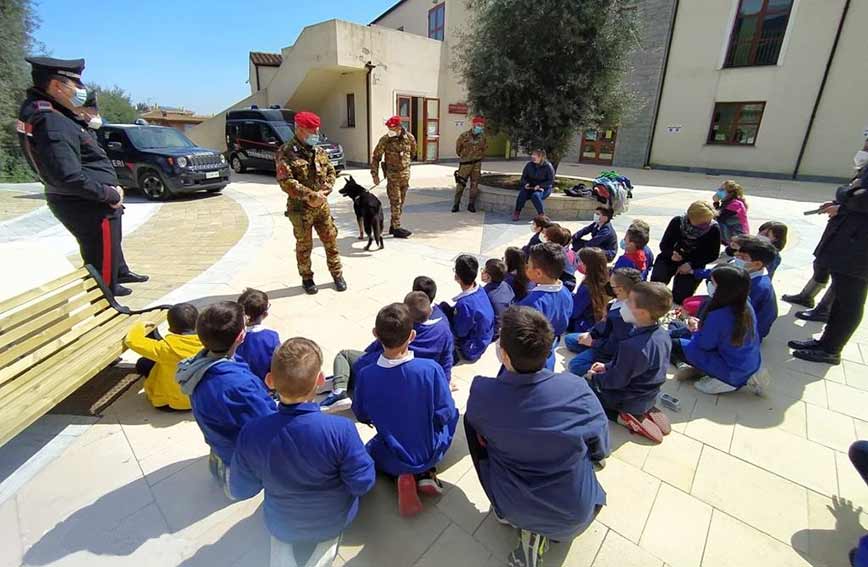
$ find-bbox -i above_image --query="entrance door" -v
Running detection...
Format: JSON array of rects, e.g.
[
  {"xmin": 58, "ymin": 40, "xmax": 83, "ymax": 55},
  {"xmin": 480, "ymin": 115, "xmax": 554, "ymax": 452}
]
[
  {"xmin": 397, "ymin": 94, "xmax": 420, "ymax": 160},
  {"xmin": 579, "ymin": 128, "xmax": 617, "ymax": 165},
  {"xmin": 423, "ymin": 98, "xmax": 440, "ymax": 162}
]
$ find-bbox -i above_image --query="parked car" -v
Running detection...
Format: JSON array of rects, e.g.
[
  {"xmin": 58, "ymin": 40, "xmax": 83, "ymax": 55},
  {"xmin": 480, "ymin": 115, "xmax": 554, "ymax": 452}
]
[
  {"xmin": 97, "ymin": 123, "xmax": 231, "ymax": 201},
  {"xmin": 226, "ymin": 106, "xmax": 346, "ymax": 174}
]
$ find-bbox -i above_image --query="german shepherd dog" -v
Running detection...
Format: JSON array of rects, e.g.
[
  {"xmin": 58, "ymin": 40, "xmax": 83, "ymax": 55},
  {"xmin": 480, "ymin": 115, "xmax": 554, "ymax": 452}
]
[{"xmin": 338, "ymin": 176, "xmax": 385, "ymax": 250}]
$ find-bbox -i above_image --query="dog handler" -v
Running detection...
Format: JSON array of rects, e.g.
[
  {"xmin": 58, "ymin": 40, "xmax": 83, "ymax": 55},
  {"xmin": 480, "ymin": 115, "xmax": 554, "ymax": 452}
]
[{"xmin": 371, "ymin": 115, "xmax": 415, "ymax": 239}]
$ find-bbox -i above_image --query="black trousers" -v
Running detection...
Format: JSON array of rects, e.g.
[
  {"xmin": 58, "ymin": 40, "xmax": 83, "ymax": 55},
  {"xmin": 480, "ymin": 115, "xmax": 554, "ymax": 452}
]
[
  {"xmin": 811, "ymin": 260, "xmax": 831, "ymax": 285},
  {"xmin": 650, "ymin": 255, "xmax": 700, "ymax": 305},
  {"xmin": 47, "ymin": 198, "xmax": 129, "ymax": 288},
  {"xmin": 850, "ymin": 441, "xmax": 868, "ymax": 486},
  {"xmin": 819, "ymin": 272, "xmax": 868, "ymax": 354}
]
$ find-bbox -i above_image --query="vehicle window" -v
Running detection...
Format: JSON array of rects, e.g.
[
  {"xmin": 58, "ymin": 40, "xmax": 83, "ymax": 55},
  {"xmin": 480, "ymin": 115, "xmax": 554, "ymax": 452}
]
[
  {"xmin": 127, "ymin": 127, "xmax": 195, "ymax": 149},
  {"xmin": 239, "ymin": 123, "xmax": 260, "ymax": 141},
  {"xmin": 271, "ymin": 123, "xmax": 294, "ymax": 142}
]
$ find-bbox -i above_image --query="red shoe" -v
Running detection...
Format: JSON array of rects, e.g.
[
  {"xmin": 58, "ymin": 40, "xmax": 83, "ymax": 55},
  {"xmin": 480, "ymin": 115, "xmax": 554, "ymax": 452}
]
[
  {"xmin": 512, "ymin": 211, "xmax": 520, "ymax": 221},
  {"xmin": 618, "ymin": 412, "xmax": 663, "ymax": 444},
  {"xmin": 397, "ymin": 473, "xmax": 423, "ymax": 517},
  {"xmin": 646, "ymin": 407, "xmax": 672, "ymax": 436},
  {"xmin": 417, "ymin": 470, "xmax": 444, "ymax": 497}
]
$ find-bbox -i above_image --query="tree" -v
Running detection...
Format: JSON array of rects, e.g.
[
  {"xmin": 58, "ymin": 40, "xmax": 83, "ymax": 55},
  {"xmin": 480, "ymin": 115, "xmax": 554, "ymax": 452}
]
[
  {"xmin": 454, "ymin": 0, "xmax": 638, "ymax": 169},
  {"xmin": 0, "ymin": 0, "xmax": 40, "ymax": 182},
  {"xmin": 87, "ymin": 84, "xmax": 138, "ymax": 124}
]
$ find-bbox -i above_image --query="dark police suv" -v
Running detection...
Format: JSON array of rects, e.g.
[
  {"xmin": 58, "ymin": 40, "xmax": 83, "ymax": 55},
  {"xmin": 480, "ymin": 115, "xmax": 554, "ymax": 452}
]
[
  {"xmin": 97, "ymin": 122, "xmax": 231, "ymax": 201},
  {"xmin": 226, "ymin": 106, "xmax": 345, "ymax": 174}
]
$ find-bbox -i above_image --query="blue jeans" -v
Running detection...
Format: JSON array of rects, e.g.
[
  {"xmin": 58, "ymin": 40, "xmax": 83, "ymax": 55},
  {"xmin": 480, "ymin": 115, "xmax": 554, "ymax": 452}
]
[
  {"xmin": 514, "ymin": 187, "xmax": 552, "ymax": 215},
  {"xmin": 564, "ymin": 334, "xmax": 595, "ymax": 376}
]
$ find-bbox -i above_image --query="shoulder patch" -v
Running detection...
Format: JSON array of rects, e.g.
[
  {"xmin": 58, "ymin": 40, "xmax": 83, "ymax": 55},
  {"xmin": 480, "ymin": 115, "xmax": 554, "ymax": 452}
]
[{"xmin": 33, "ymin": 100, "xmax": 54, "ymax": 112}]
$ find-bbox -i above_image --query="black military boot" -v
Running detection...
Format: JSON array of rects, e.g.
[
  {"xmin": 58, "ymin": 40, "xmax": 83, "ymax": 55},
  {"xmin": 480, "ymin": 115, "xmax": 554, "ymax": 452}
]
[
  {"xmin": 451, "ymin": 204, "xmax": 460, "ymax": 213},
  {"xmin": 782, "ymin": 279, "xmax": 826, "ymax": 309},
  {"xmin": 333, "ymin": 275, "xmax": 347, "ymax": 292},
  {"xmin": 467, "ymin": 201, "xmax": 477, "ymax": 213},
  {"xmin": 302, "ymin": 279, "xmax": 318, "ymax": 295},
  {"xmin": 795, "ymin": 287, "xmax": 835, "ymax": 322}
]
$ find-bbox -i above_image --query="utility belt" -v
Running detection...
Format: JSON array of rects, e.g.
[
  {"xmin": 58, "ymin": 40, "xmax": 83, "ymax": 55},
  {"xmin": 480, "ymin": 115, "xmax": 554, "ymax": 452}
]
[
  {"xmin": 454, "ymin": 159, "xmax": 482, "ymax": 186},
  {"xmin": 458, "ymin": 159, "xmax": 482, "ymax": 166}
]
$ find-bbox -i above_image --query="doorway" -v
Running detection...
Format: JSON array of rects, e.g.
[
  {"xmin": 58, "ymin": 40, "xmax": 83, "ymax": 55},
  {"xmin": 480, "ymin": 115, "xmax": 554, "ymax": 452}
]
[
  {"xmin": 579, "ymin": 128, "xmax": 617, "ymax": 165},
  {"xmin": 397, "ymin": 94, "xmax": 439, "ymax": 161}
]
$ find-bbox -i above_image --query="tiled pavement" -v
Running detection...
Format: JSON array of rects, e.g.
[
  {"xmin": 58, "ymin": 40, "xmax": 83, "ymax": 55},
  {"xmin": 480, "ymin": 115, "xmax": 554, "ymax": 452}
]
[
  {"xmin": 0, "ymin": 165, "xmax": 866, "ymax": 567},
  {"xmin": 0, "ymin": 183, "xmax": 45, "ymax": 223}
]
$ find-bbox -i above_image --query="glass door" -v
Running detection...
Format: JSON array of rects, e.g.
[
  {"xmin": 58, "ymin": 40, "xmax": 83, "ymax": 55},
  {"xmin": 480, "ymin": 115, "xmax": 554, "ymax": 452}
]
[
  {"xmin": 579, "ymin": 128, "xmax": 617, "ymax": 165},
  {"xmin": 396, "ymin": 95, "xmax": 412, "ymax": 133},
  {"xmin": 423, "ymin": 98, "xmax": 440, "ymax": 162}
]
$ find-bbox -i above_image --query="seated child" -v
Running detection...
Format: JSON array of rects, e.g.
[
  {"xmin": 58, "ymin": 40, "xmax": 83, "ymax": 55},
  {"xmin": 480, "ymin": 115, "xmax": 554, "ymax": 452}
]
[
  {"xmin": 713, "ymin": 180, "xmax": 750, "ymax": 244},
  {"xmin": 440, "ymin": 254, "xmax": 496, "ymax": 362},
  {"xmin": 176, "ymin": 301, "xmax": 277, "ymax": 495},
  {"xmin": 413, "ymin": 275, "xmax": 445, "ymax": 320},
  {"xmin": 235, "ymin": 288, "xmax": 281, "ymax": 382},
  {"xmin": 522, "ymin": 214, "xmax": 553, "ymax": 257},
  {"xmin": 481, "ymin": 258, "xmax": 515, "ymax": 336},
  {"xmin": 732, "ymin": 236, "xmax": 778, "ymax": 341},
  {"xmin": 504, "ymin": 246, "xmax": 534, "ymax": 301},
  {"xmin": 588, "ymin": 282, "xmax": 673, "ymax": 444},
  {"xmin": 629, "ymin": 219, "xmax": 655, "ymax": 269},
  {"xmin": 519, "ymin": 242, "xmax": 574, "ymax": 369},
  {"xmin": 543, "ymin": 224, "xmax": 578, "ymax": 291},
  {"xmin": 571, "ymin": 206, "xmax": 617, "ymax": 261},
  {"xmin": 125, "ymin": 303, "xmax": 201, "ymax": 410},
  {"xmin": 569, "ymin": 247, "xmax": 613, "ymax": 333},
  {"xmin": 465, "ymin": 306, "xmax": 609, "ymax": 566},
  {"xmin": 564, "ymin": 267, "xmax": 642, "ymax": 377},
  {"xmin": 230, "ymin": 338, "xmax": 375, "ymax": 567},
  {"xmin": 352, "ymin": 303, "xmax": 459, "ymax": 517},
  {"xmin": 671, "ymin": 265, "xmax": 763, "ymax": 395},
  {"xmin": 613, "ymin": 226, "xmax": 651, "ymax": 280},
  {"xmin": 757, "ymin": 221, "xmax": 787, "ymax": 280}
]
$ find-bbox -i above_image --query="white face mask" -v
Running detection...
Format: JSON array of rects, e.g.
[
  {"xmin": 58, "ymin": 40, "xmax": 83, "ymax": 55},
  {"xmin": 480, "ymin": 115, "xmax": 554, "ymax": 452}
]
[
  {"xmin": 88, "ymin": 114, "xmax": 104, "ymax": 130},
  {"xmin": 854, "ymin": 150, "xmax": 868, "ymax": 170},
  {"xmin": 706, "ymin": 280, "xmax": 717, "ymax": 296},
  {"xmin": 620, "ymin": 303, "xmax": 637, "ymax": 324},
  {"xmin": 387, "ymin": 129, "xmax": 399, "ymax": 138},
  {"xmin": 593, "ymin": 212, "xmax": 602, "ymax": 224}
]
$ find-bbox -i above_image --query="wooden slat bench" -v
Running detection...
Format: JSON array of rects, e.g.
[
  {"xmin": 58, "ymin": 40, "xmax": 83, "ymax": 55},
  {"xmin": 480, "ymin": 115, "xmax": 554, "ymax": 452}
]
[{"xmin": 0, "ymin": 265, "xmax": 169, "ymax": 447}]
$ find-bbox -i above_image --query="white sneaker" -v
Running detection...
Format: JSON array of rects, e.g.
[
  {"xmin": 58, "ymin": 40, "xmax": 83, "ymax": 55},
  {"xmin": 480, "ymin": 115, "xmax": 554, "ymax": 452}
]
[
  {"xmin": 694, "ymin": 376, "xmax": 738, "ymax": 395},
  {"xmin": 745, "ymin": 368, "xmax": 770, "ymax": 396}
]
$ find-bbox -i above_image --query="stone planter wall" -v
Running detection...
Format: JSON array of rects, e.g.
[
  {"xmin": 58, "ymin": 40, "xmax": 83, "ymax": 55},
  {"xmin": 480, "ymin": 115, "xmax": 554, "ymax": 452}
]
[{"xmin": 476, "ymin": 185, "xmax": 600, "ymax": 221}]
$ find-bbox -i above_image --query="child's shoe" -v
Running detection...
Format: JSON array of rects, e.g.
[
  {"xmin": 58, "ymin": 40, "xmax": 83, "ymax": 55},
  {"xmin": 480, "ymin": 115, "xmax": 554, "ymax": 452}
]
[
  {"xmin": 745, "ymin": 368, "xmax": 770, "ymax": 397},
  {"xmin": 416, "ymin": 469, "xmax": 444, "ymax": 497},
  {"xmin": 397, "ymin": 473, "xmax": 423, "ymax": 517},
  {"xmin": 508, "ymin": 530, "xmax": 549, "ymax": 567},
  {"xmin": 316, "ymin": 375, "xmax": 335, "ymax": 395},
  {"xmin": 646, "ymin": 407, "xmax": 672, "ymax": 436},
  {"xmin": 320, "ymin": 391, "xmax": 352, "ymax": 413},
  {"xmin": 618, "ymin": 412, "xmax": 664, "ymax": 444},
  {"xmin": 694, "ymin": 376, "xmax": 738, "ymax": 395}
]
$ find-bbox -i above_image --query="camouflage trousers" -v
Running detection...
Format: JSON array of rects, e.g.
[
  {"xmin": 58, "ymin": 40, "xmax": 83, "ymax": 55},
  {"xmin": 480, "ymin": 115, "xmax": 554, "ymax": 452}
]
[
  {"xmin": 287, "ymin": 202, "xmax": 342, "ymax": 280},
  {"xmin": 386, "ymin": 173, "xmax": 410, "ymax": 229},
  {"xmin": 453, "ymin": 162, "xmax": 482, "ymax": 208}
]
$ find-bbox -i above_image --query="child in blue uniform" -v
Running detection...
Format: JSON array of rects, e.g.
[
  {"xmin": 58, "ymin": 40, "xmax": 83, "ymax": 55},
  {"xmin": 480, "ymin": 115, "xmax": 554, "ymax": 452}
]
[
  {"xmin": 482, "ymin": 258, "xmax": 515, "ymax": 337},
  {"xmin": 629, "ymin": 219, "xmax": 656, "ymax": 270},
  {"xmin": 570, "ymin": 247, "xmax": 613, "ymax": 333},
  {"xmin": 176, "ymin": 301, "xmax": 276, "ymax": 496},
  {"xmin": 672, "ymin": 265, "xmax": 763, "ymax": 395},
  {"xmin": 440, "ymin": 254, "xmax": 496, "ymax": 362},
  {"xmin": 352, "ymin": 303, "xmax": 459, "ymax": 517},
  {"xmin": 613, "ymin": 226, "xmax": 651, "ymax": 280},
  {"xmin": 732, "ymin": 236, "xmax": 778, "ymax": 341},
  {"xmin": 572, "ymin": 206, "xmax": 617, "ymax": 261},
  {"xmin": 522, "ymin": 214, "xmax": 552, "ymax": 257},
  {"xmin": 565, "ymin": 267, "xmax": 642, "ymax": 376},
  {"xmin": 758, "ymin": 221, "xmax": 787, "ymax": 280},
  {"xmin": 588, "ymin": 282, "xmax": 673, "ymax": 444},
  {"xmin": 230, "ymin": 338, "xmax": 375, "ymax": 567},
  {"xmin": 235, "ymin": 288, "xmax": 281, "ymax": 382},
  {"xmin": 466, "ymin": 306, "xmax": 609, "ymax": 567},
  {"xmin": 519, "ymin": 243, "xmax": 574, "ymax": 369}
]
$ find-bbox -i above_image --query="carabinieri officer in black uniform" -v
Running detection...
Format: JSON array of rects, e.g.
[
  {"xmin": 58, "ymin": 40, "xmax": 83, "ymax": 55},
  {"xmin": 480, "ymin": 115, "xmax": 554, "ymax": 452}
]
[{"xmin": 17, "ymin": 57, "xmax": 147, "ymax": 297}]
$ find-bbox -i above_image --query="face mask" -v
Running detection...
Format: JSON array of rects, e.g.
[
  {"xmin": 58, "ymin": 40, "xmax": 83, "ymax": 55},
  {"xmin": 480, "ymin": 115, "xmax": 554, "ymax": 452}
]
[
  {"xmin": 304, "ymin": 134, "xmax": 320, "ymax": 146},
  {"xmin": 593, "ymin": 212, "xmax": 601, "ymax": 224},
  {"xmin": 619, "ymin": 239, "xmax": 627, "ymax": 251},
  {"xmin": 387, "ymin": 130, "xmax": 399, "ymax": 138},
  {"xmin": 620, "ymin": 304, "xmax": 637, "ymax": 324},
  {"xmin": 855, "ymin": 150, "xmax": 868, "ymax": 170},
  {"xmin": 472, "ymin": 126, "xmax": 484, "ymax": 135},
  {"xmin": 714, "ymin": 189, "xmax": 727, "ymax": 201},
  {"xmin": 731, "ymin": 258, "xmax": 747, "ymax": 270},
  {"xmin": 88, "ymin": 114, "xmax": 103, "ymax": 130},
  {"xmin": 66, "ymin": 85, "xmax": 88, "ymax": 107},
  {"xmin": 706, "ymin": 280, "xmax": 717, "ymax": 296}
]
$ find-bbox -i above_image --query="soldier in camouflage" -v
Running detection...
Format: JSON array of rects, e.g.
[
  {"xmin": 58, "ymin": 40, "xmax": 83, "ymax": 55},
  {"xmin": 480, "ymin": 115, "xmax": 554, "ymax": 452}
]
[
  {"xmin": 275, "ymin": 111, "xmax": 346, "ymax": 295},
  {"xmin": 371, "ymin": 115, "xmax": 416, "ymax": 238},
  {"xmin": 453, "ymin": 115, "xmax": 488, "ymax": 213}
]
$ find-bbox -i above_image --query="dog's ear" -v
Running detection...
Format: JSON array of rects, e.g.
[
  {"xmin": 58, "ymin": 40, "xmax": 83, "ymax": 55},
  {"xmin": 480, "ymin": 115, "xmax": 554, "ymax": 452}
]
[{"xmin": 348, "ymin": 175, "xmax": 355, "ymax": 183}]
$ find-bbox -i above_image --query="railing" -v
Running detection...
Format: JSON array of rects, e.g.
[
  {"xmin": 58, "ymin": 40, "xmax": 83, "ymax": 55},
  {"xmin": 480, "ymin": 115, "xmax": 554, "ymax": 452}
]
[{"xmin": 724, "ymin": 30, "xmax": 786, "ymax": 68}]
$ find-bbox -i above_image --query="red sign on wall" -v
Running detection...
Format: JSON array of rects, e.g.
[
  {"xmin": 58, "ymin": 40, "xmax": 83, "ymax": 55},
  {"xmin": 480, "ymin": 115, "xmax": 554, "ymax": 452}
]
[{"xmin": 448, "ymin": 103, "xmax": 469, "ymax": 115}]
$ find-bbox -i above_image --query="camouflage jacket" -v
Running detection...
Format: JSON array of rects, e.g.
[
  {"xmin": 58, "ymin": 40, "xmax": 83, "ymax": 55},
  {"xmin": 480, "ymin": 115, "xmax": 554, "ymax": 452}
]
[
  {"xmin": 456, "ymin": 130, "xmax": 487, "ymax": 163},
  {"xmin": 275, "ymin": 136, "xmax": 336, "ymax": 211},
  {"xmin": 371, "ymin": 129, "xmax": 416, "ymax": 177}
]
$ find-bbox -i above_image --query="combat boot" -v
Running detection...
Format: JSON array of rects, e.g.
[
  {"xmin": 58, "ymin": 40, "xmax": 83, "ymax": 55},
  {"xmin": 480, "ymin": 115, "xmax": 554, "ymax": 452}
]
[
  {"xmin": 782, "ymin": 279, "xmax": 826, "ymax": 309},
  {"xmin": 452, "ymin": 190, "xmax": 462, "ymax": 213},
  {"xmin": 302, "ymin": 279, "xmax": 318, "ymax": 295},
  {"xmin": 333, "ymin": 275, "xmax": 347, "ymax": 292},
  {"xmin": 795, "ymin": 287, "xmax": 835, "ymax": 322},
  {"xmin": 467, "ymin": 200, "xmax": 477, "ymax": 213}
]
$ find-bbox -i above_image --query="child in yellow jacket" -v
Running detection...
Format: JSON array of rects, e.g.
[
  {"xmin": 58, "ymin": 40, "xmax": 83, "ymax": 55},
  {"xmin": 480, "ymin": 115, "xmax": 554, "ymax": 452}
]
[{"xmin": 125, "ymin": 303, "xmax": 202, "ymax": 410}]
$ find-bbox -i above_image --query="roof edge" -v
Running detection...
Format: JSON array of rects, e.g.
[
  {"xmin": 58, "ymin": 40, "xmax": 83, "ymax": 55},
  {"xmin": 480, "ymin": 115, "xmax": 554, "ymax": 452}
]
[{"xmin": 370, "ymin": 0, "xmax": 408, "ymax": 24}]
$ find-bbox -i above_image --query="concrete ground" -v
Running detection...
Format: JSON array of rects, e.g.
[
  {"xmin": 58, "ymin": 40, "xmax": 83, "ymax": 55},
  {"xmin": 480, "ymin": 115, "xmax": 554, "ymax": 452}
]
[{"xmin": 0, "ymin": 163, "xmax": 864, "ymax": 567}]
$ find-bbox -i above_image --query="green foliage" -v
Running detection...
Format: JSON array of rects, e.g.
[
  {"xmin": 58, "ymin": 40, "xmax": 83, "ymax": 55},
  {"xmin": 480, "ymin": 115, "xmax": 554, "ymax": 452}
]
[
  {"xmin": 87, "ymin": 84, "xmax": 138, "ymax": 124},
  {"xmin": 454, "ymin": 0, "xmax": 638, "ymax": 166}
]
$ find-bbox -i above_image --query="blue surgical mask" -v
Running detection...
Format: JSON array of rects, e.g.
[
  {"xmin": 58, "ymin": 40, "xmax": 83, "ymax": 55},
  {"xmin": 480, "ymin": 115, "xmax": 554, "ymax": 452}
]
[
  {"xmin": 593, "ymin": 212, "xmax": 602, "ymax": 224},
  {"xmin": 304, "ymin": 134, "xmax": 320, "ymax": 146},
  {"xmin": 619, "ymin": 239, "xmax": 626, "ymax": 250},
  {"xmin": 69, "ymin": 86, "xmax": 88, "ymax": 107},
  {"xmin": 706, "ymin": 280, "xmax": 717, "ymax": 296},
  {"xmin": 620, "ymin": 304, "xmax": 636, "ymax": 325},
  {"xmin": 472, "ymin": 126, "xmax": 484, "ymax": 135},
  {"xmin": 731, "ymin": 258, "xmax": 747, "ymax": 270},
  {"xmin": 714, "ymin": 189, "xmax": 727, "ymax": 200}
]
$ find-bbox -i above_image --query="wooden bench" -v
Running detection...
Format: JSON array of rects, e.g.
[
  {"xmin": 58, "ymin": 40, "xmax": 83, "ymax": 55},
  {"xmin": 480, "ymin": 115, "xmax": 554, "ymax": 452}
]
[{"xmin": 0, "ymin": 265, "xmax": 168, "ymax": 447}]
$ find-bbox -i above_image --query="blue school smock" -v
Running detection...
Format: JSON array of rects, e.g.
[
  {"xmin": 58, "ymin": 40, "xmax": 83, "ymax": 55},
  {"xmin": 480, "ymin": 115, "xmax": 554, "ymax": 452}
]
[
  {"xmin": 235, "ymin": 326, "xmax": 281, "ymax": 381},
  {"xmin": 590, "ymin": 324, "xmax": 670, "ymax": 416},
  {"xmin": 767, "ymin": 252, "xmax": 781, "ymax": 280},
  {"xmin": 466, "ymin": 369, "xmax": 609, "ymax": 540},
  {"xmin": 518, "ymin": 282, "xmax": 574, "ymax": 368},
  {"xmin": 679, "ymin": 304, "xmax": 761, "ymax": 388},
  {"xmin": 451, "ymin": 285, "xmax": 496, "ymax": 362},
  {"xmin": 485, "ymin": 280, "xmax": 516, "ymax": 332},
  {"xmin": 570, "ymin": 284, "xmax": 596, "ymax": 333},
  {"xmin": 362, "ymin": 313, "xmax": 455, "ymax": 381},
  {"xmin": 590, "ymin": 300, "xmax": 633, "ymax": 360},
  {"xmin": 613, "ymin": 250, "xmax": 651, "ymax": 280},
  {"xmin": 750, "ymin": 270, "xmax": 777, "ymax": 341},
  {"xmin": 230, "ymin": 403, "xmax": 375, "ymax": 543},
  {"xmin": 571, "ymin": 221, "xmax": 617, "ymax": 261},
  {"xmin": 644, "ymin": 245, "xmax": 655, "ymax": 271},
  {"xmin": 352, "ymin": 354, "xmax": 458, "ymax": 476},
  {"xmin": 522, "ymin": 232, "xmax": 543, "ymax": 257}
]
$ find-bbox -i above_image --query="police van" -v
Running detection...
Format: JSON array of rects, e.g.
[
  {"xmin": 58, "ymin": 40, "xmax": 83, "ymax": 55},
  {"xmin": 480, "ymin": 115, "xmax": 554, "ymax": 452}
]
[{"xmin": 225, "ymin": 106, "xmax": 345, "ymax": 173}]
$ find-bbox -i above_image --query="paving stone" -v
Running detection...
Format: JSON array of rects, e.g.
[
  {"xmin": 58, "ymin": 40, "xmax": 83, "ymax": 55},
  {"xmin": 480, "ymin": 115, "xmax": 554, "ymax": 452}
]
[
  {"xmin": 639, "ymin": 484, "xmax": 711, "ymax": 567},
  {"xmin": 593, "ymin": 530, "xmax": 663, "ymax": 567},
  {"xmin": 703, "ymin": 511, "xmax": 812, "ymax": 567}
]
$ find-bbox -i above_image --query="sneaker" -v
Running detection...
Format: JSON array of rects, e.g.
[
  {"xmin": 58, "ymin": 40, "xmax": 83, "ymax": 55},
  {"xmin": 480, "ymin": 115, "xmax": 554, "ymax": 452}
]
[
  {"xmin": 618, "ymin": 412, "xmax": 664, "ymax": 444},
  {"xmin": 302, "ymin": 279, "xmax": 318, "ymax": 295},
  {"xmin": 508, "ymin": 530, "xmax": 549, "ymax": 567},
  {"xmin": 646, "ymin": 407, "xmax": 672, "ymax": 436},
  {"xmin": 319, "ymin": 391, "xmax": 352, "ymax": 413},
  {"xmin": 745, "ymin": 368, "xmax": 770, "ymax": 396},
  {"xmin": 593, "ymin": 458, "xmax": 606, "ymax": 471},
  {"xmin": 674, "ymin": 365, "xmax": 704, "ymax": 381},
  {"xmin": 416, "ymin": 470, "xmax": 444, "ymax": 497},
  {"xmin": 397, "ymin": 473, "xmax": 423, "ymax": 517},
  {"xmin": 694, "ymin": 376, "xmax": 738, "ymax": 395}
]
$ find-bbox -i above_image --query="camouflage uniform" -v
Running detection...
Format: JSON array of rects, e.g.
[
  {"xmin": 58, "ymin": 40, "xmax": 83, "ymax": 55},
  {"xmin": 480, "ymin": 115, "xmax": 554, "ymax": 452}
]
[
  {"xmin": 276, "ymin": 137, "xmax": 342, "ymax": 279},
  {"xmin": 454, "ymin": 129, "xmax": 488, "ymax": 209},
  {"xmin": 371, "ymin": 129, "xmax": 416, "ymax": 230}
]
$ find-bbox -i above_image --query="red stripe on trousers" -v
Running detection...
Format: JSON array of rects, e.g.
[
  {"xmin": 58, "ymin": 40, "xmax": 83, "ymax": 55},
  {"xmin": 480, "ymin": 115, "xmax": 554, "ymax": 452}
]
[{"xmin": 101, "ymin": 218, "xmax": 112, "ymax": 285}]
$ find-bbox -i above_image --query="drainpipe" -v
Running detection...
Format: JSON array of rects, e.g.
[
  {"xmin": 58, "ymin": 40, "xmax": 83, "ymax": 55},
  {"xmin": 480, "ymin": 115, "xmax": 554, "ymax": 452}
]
[
  {"xmin": 644, "ymin": 0, "xmax": 679, "ymax": 168},
  {"xmin": 255, "ymin": 64, "xmax": 261, "ymax": 92},
  {"xmin": 365, "ymin": 61, "xmax": 377, "ymax": 161},
  {"xmin": 792, "ymin": 0, "xmax": 850, "ymax": 180}
]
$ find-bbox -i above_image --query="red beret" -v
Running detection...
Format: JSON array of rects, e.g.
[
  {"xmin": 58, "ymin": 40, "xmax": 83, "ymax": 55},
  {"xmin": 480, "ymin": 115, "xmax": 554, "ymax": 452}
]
[
  {"xmin": 385, "ymin": 115, "xmax": 402, "ymax": 128},
  {"xmin": 294, "ymin": 111, "xmax": 320, "ymax": 129},
  {"xmin": 472, "ymin": 116, "xmax": 485, "ymax": 125}
]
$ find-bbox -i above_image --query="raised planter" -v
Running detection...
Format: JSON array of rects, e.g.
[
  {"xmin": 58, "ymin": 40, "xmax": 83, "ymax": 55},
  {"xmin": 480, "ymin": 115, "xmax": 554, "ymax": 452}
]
[{"xmin": 477, "ymin": 184, "xmax": 599, "ymax": 221}]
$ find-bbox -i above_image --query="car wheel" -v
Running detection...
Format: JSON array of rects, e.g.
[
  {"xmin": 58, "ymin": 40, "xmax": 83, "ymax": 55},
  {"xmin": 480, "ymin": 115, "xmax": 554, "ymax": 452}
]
[
  {"xmin": 140, "ymin": 170, "xmax": 171, "ymax": 201},
  {"xmin": 231, "ymin": 155, "xmax": 246, "ymax": 174}
]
